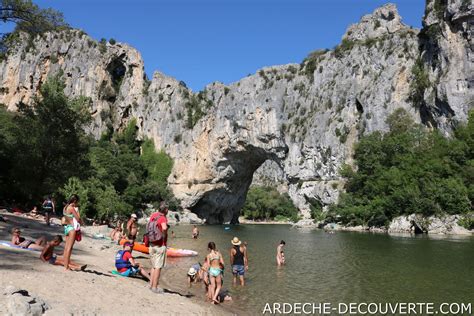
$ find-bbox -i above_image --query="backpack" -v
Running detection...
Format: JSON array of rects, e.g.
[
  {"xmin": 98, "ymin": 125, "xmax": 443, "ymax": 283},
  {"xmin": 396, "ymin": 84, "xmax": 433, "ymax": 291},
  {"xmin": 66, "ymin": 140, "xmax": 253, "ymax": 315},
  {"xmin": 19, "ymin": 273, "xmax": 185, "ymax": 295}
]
[{"xmin": 144, "ymin": 213, "xmax": 163, "ymax": 246}]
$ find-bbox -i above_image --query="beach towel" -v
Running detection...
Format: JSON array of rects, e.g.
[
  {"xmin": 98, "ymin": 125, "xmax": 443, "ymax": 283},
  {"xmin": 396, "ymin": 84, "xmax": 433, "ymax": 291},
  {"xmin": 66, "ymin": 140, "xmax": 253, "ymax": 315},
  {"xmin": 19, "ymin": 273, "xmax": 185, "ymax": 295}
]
[{"xmin": 0, "ymin": 240, "xmax": 41, "ymax": 252}]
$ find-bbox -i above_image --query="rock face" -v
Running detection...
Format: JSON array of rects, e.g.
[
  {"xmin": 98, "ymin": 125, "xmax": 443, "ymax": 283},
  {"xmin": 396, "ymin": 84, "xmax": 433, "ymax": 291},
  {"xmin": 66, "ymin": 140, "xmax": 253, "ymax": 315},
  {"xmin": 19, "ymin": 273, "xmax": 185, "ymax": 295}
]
[
  {"xmin": 0, "ymin": 3, "xmax": 473, "ymax": 223},
  {"xmin": 388, "ymin": 214, "xmax": 472, "ymax": 235}
]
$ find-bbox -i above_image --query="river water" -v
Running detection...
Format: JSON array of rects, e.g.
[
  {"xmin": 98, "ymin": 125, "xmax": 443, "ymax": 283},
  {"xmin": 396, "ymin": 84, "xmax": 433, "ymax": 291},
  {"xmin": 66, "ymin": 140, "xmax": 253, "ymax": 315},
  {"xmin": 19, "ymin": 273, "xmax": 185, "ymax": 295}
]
[{"xmin": 153, "ymin": 224, "xmax": 473, "ymax": 315}]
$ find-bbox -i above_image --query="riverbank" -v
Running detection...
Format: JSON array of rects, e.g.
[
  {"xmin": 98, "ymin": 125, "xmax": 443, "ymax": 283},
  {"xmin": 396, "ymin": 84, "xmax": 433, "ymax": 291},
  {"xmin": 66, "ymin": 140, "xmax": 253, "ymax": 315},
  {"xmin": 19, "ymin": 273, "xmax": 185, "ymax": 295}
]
[
  {"xmin": 0, "ymin": 210, "xmax": 232, "ymax": 315},
  {"xmin": 238, "ymin": 217, "xmax": 292, "ymax": 225},
  {"xmin": 294, "ymin": 214, "xmax": 473, "ymax": 236}
]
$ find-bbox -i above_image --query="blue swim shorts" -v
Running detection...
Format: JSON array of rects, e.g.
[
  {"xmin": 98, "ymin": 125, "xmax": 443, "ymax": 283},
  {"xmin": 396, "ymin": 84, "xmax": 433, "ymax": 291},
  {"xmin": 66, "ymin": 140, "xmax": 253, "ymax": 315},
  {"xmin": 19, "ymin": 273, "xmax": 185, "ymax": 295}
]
[
  {"xmin": 232, "ymin": 264, "xmax": 245, "ymax": 276},
  {"xmin": 119, "ymin": 266, "xmax": 140, "ymax": 277}
]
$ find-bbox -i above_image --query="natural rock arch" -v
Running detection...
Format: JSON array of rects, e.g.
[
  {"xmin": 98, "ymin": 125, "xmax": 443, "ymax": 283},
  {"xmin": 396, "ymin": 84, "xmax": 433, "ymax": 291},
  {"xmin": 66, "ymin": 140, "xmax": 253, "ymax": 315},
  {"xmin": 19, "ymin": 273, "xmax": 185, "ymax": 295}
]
[
  {"xmin": 189, "ymin": 149, "xmax": 286, "ymax": 224},
  {"xmin": 169, "ymin": 109, "xmax": 288, "ymax": 224}
]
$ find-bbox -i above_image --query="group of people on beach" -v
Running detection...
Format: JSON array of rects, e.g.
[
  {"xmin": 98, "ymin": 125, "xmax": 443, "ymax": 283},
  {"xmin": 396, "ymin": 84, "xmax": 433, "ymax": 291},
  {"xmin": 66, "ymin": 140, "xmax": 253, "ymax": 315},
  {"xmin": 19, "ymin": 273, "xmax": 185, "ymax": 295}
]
[
  {"xmin": 8, "ymin": 193, "xmax": 288, "ymax": 307},
  {"xmin": 10, "ymin": 194, "xmax": 84, "ymax": 271},
  {"xmin": 114, "ymin": 201, "xmax": 169, "ymax": 293}
]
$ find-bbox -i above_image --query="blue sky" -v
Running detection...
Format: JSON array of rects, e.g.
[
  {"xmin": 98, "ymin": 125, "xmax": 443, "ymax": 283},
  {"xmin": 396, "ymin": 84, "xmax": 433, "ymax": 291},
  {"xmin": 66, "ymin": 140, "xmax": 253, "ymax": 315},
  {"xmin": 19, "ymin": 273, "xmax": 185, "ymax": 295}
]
[{"xmin": 33, "ymin": 0, "xmax": 425, "ymax": 91}]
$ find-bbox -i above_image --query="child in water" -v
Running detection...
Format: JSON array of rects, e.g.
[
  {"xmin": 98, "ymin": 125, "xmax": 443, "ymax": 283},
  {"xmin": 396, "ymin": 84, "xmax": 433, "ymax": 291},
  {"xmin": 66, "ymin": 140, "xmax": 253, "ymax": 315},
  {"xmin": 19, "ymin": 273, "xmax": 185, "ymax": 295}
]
[{"xmin": 187, "ymin": 263, "xmax": 202, "ymax": 286}]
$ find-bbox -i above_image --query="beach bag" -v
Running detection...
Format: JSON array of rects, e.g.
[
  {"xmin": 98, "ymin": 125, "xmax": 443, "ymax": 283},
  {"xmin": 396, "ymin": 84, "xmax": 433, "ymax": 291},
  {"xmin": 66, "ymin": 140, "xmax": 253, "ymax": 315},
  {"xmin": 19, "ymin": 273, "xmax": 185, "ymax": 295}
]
[
  {"xmin": 73, "ymin": 211, "xmax": 82, "ymax": 242},
  {"xmin": 75, "ymin": 229, "xmax": 82, "ymax": 242},
  {"xmin": 145, "ymin": 213, "xmax": 163, "ymax": 246}
]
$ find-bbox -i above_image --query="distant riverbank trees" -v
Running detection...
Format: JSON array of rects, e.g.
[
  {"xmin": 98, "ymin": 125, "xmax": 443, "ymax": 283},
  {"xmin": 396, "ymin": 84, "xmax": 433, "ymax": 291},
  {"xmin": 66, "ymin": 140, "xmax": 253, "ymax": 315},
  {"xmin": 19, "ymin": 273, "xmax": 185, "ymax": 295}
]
[
  {"xmin": 0, "ymin": 75, "xmax": 176, "ymax": 220},
  {"xmin": 242, "ymin": 186, "xmax": 300, "ymax": 222},
  {"xmin": 328, "ymin": 109, "xmax": 474, "ymax": 228}
]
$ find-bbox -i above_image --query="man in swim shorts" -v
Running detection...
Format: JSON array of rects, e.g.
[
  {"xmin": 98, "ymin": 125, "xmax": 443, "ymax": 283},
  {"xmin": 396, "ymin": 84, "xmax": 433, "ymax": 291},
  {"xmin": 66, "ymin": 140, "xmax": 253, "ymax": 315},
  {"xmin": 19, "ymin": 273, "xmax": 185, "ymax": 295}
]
[
  {"xmin": 126, "ymin": 213, "xmax": 138, "ymax": 240},
  {"xmin": 230, "ymin": 237, "xmax": 248, "ymax": 286},
  {"xmin": 40, "ymin": 235, "xmax": 86, "ymax": 270}
]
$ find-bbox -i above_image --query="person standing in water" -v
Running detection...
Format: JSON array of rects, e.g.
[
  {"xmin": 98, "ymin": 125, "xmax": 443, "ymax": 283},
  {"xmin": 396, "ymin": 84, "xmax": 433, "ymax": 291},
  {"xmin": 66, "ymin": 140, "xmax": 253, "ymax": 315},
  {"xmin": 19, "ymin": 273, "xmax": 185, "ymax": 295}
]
[
  {"xmin": 230, "ymin": 237, "xmax": 248, "ymax": 286},
  {"xmin": 42, "ymin": 196, "xmax": 55, "ymax": 226},
  {"xmin": 63, "ymin": 194, "xmax": 82, "ymax": 271},
  {"xmin": 276, "ymin": 240, "xmax": 286, "ymax": 266},
  {"xmin": 192, "ymin": 225, "xmax": 199, "ymax": 239},
  {"xmin": 126, "ymin": 213, "xmax": 138, "ymax": 241},
  {"xmin": 206, "ymin": 242, "xmax": 225, "ymax": 304}
]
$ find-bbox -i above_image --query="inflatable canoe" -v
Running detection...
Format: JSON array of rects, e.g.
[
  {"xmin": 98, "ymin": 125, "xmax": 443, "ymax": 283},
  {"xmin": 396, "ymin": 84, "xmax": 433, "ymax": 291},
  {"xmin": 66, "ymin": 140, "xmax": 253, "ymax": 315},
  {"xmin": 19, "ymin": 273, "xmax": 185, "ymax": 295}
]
[{"xmin": 119, "ymin": 239, "xmax": 198, "ymax": 257}]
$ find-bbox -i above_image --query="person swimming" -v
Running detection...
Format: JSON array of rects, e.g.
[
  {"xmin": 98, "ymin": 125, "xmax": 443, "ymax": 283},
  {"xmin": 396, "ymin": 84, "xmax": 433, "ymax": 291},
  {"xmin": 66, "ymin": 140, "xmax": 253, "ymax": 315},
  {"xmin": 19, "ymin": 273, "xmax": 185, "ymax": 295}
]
[
  {"xmin": 192, "ymin": 225, "xmax": 199, "ymax": 239},
  {"xmin": 205, "ymin": 242, "xmax": 225, "ymax": 304}
]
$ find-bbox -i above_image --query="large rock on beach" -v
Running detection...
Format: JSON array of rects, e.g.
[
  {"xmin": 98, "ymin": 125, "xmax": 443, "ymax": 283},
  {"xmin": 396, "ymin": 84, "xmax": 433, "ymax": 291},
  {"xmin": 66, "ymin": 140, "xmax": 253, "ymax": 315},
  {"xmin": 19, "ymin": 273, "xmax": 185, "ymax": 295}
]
[{"xmin": 3, "ymin": 286, "xmax": 49, "ymax": 316}]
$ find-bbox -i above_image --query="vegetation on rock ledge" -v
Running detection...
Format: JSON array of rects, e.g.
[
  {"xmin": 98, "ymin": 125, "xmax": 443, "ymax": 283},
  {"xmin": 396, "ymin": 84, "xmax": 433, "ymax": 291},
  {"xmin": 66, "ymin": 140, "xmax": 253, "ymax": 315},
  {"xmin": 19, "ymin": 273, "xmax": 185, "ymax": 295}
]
[{"xmin": 328, "ymin": 108, "xmax": 474, "ymax": 227}]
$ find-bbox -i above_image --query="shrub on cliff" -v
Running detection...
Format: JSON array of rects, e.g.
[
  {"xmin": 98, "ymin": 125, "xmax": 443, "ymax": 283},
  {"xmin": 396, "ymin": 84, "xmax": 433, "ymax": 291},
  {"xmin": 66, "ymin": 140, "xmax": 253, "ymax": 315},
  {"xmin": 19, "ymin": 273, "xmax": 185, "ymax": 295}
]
[
  {"xmin": 330, "ymin": 109, "xmax": 474, "ymax": 227},
  {"xmin": 242, "ymin": 186, "xmax": 299, "ymax": 222}
]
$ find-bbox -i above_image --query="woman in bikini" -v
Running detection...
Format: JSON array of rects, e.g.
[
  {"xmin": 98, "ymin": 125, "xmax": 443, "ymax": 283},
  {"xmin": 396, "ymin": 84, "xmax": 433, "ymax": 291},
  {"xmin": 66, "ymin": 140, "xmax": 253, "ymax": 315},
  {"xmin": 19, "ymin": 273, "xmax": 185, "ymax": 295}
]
[
  {"xmin": 63, "ymin": 194, "xmax": 82, "ymax": 271},
  {"xmin": 11, "ymin": 228, "xmax": 46, "ymax": 250},
  {"xmin": 205, "ymin": 242, "xmax": 225, "ymax": 304}
]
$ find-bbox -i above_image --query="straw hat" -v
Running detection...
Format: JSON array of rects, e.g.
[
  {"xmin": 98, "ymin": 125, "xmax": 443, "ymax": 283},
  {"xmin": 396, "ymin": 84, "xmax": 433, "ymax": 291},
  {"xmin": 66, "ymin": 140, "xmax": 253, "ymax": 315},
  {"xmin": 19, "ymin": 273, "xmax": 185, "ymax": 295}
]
[
  {"xmin": 188, "ymin": 267, "xmax": 197, "ymax": 276},
  {"xmin": 231, "ymin": 237, "xmax": 241, "ymax": 246}
]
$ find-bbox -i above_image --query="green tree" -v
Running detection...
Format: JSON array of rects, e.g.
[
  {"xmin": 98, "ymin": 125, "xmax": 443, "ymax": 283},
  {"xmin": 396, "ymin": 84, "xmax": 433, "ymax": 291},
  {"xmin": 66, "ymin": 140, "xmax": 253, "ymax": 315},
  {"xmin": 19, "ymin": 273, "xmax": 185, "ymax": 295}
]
[
  {"xmin": 330, "ymin": 109, "xmax": 473, "ymax": 227},
  {"xmin": 0, "ymin": 0, "xmax": 68, "ymax": 35},
  {"xmin": 242, "ymin": 186, "xmax": 299, "ymax": 221},
  {"xmin": 0, "ymin": 76, "xmax": 90, "ymax": 201}
]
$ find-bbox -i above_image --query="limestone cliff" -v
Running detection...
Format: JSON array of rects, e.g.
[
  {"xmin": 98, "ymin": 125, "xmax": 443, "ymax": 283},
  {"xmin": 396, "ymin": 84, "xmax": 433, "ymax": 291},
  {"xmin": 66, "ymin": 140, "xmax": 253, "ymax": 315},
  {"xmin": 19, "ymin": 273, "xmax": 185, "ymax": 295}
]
[{"xmin": 0, "ymin": 2, "xmax": 472, "ymax": 223}]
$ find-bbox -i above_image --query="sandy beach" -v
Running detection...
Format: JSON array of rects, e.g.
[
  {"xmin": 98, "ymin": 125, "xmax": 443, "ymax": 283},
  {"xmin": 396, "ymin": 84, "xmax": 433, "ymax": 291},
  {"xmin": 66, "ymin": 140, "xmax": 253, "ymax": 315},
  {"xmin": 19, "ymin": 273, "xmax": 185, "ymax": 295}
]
[{"xmin": 0, "ymin": 210, "xmax": 233, "ymax": 315}]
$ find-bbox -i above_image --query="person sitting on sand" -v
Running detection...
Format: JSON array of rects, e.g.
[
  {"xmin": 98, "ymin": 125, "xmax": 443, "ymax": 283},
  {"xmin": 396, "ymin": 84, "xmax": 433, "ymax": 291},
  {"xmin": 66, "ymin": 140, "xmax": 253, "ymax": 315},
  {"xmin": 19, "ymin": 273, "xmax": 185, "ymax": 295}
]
[
  {"xmin": 11, "ymin": 228, "xmax": 46, "ymax": 250},
  {"xmin": 115, "ymin": 241, "xmax": 150, "ymax": 280},
  {"xmin": 205, "ymin": 242, "xmax": 225, "ymax": 304},
  {"xmin": 109, "ymin": 227, "xmax": 124, "ymax": 242},
  {"xmin": 276, "ymin": 240, "xmax": 286, "ymax": 266},
  {"xmin": 28, "ymin": 206, "xmax": 39, "ymax": 219},
  {"xmin": 40, "ymin": 235, "xmax": 86, "ymax": 271},
  {"xmin": 187, "ymin": 263, "xmax": 201, "ymax": 286},
  {"xmin": 192, "ymin": 225, "xmax": 199, "ymax": 239}
]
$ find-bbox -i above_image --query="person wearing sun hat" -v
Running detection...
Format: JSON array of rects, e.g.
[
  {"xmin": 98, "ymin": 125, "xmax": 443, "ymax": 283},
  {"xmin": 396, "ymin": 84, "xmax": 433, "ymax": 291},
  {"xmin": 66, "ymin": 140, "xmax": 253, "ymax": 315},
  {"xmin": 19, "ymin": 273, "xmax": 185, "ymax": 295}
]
[
  {"xmin": 187, "ymin": 263, "xmax": 201, "ymax": 286},
  {"xmin": 229, "ymin": 236, "xmax": 248, "ymax": 286}
]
